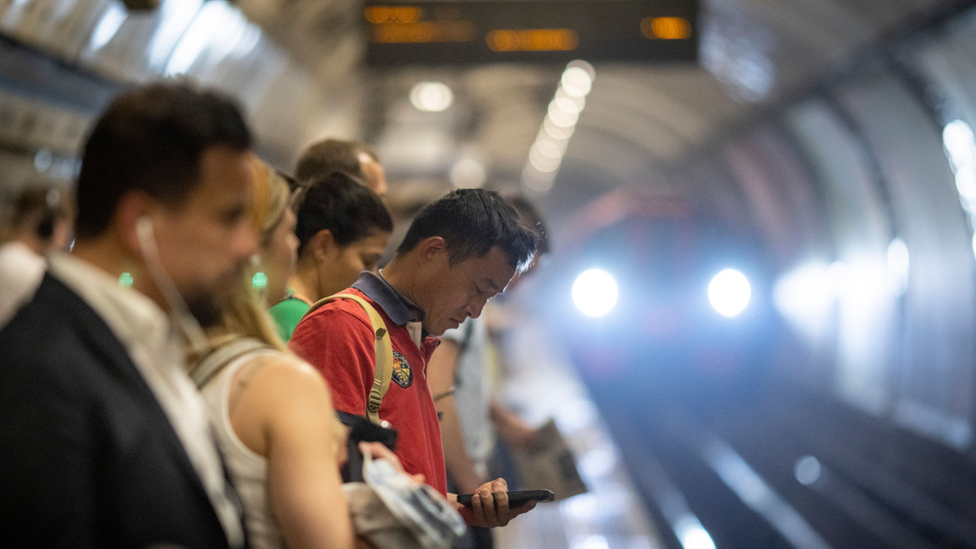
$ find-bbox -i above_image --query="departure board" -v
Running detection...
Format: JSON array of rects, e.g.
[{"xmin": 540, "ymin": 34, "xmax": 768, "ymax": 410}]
[{"xmin": 364, "ymin": 0, "xmax": 698, "ymax": 66}]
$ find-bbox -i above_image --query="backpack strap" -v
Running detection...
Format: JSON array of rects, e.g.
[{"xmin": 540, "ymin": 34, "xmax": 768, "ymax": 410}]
[
  {"xmin": 303, "ymin": 293, "xmax": 393, "ymax": 425},
  {"xmin": 191, "ymin": 337, "xmax": 271, "ymax": 389},
  {"xmin": 278, "ymin": 291, "xmax": 313, "ymax": 307}
]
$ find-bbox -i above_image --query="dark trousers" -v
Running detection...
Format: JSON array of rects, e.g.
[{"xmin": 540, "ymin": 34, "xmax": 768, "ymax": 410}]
[{"xmin": 454, "ymin": 526, "xmax": 494, "ymax": 549}]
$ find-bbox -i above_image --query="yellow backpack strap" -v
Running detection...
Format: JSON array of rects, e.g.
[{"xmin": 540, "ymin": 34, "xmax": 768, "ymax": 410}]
[{"xmin": 303, "ymin": 293, "xmax": 393, "ymax": 425}]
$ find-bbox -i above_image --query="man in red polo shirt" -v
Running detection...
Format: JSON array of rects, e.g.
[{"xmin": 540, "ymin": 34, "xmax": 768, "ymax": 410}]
[{"xmin": 289, "ymin": 188, "xmax": 538, "ymax": 528}]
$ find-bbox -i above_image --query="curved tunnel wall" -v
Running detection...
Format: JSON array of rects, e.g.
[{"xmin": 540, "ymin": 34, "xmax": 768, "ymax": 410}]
[
  {"xmin": 0, "ymin": 0, "xmax": 361, "ymax": 196},
  {"xmin": 669, "ymin": 7, "xmax": 976, "ymax": 451}
]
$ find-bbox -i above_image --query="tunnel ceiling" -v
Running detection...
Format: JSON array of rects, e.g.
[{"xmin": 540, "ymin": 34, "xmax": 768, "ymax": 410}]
[{"xmin": 238, "ymin": 0, "xmax": 946, "ymax": 204}]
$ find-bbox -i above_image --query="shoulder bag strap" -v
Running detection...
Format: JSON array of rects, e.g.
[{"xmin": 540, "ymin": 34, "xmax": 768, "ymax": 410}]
[
  {"xmin": 303, "ymin": 293, "xmax": 394, "ymax": 425},
  {"xmin": 191, "ymin": 337, "xmax": 271, "ymax": 389}
]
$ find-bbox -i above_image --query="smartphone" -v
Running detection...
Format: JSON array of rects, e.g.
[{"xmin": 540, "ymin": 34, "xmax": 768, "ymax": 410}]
[{"xmin": 456, "ymin": 489, "xmax": 555, "ymax": 506}]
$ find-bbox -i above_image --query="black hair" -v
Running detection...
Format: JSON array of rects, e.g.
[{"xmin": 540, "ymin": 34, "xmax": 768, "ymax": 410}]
[
  {"xmin": 74, "ymin": 82, "xmax": 251, "ymax": 239},
  {"xmin": 5, "ymin": 186, "xmax": 73, "ymax": 242},
  {"xmin": 502, "ymin": 192, "xmax": 550, "ymax": 256},
  {"xmin": 397, "ymin": 189, "xmax": 537, "ymax": 271},
  {"xmin": 294, "ymin": 171, "xmax": 393, "ymax": 256},
  {"xmin": 295, "ymin": 138, "xmax": 379, "ymax": 182}
]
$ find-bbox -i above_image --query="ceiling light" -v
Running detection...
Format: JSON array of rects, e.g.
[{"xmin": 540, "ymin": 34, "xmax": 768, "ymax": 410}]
[
  {"xmin": 522, "ymin": 165, "xmax": 555, "ymax": 192},
  {"xmin": 522, "ymin": 60, "xmax": 593, "ymax": 195},
  {"xmin": 410, "ymin": 81, "xmax": 453, "ymax": 112},
  {"xmin": 528, "ymin": 149, "xmax": 561, "ymax": 172},
  {"xmin": 449, "ymin": 158, "xmax": 487, "ymax": 188},
  {"xmin": 532, "ymin": 139, "xmax": 563, "ymax": 159},
  {"xmin": 88, "ymin": 2, "xmax": 128, "ymax": 52},
  {"xmin": 561, "ymin": 66, "xmax": 593, "ymax": 97},
  {"xmin": 547, "ymin": 103, "xmax": 579, "ymax": 127},
  {"xmin": 552, "ymin": 96, "xmax": 581, "ymax": 115},
  {"xmin": 544, "ymin": 117, "xmax": 576, "ymax": 140}
]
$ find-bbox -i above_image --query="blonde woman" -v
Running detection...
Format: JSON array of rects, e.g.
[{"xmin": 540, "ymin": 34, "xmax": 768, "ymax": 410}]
[{"xmin": 191, "ymin": 156, "xmax": 397, "ymax": 549}]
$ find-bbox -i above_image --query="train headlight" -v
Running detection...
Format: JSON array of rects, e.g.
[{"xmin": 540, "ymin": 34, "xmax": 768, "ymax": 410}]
[
  {"xmin": 572, "ymin": 268, "xmax": 618, "ymax": 317},
  {"xmin": 708, "ymin": 269, "xmax": 751, "ymax": 317}
]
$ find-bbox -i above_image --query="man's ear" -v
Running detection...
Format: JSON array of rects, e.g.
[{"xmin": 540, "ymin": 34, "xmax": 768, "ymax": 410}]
[
  {"xmin": 415, "ymin": 236, "xmax": 448, "ymax": 264},
  {"xmin": 115, "ymin": 191, "xmax": 154, "ymax": 256},
  {"xmin": 311, "ymin": 229, "xmax": 336, "ymax": 261}
]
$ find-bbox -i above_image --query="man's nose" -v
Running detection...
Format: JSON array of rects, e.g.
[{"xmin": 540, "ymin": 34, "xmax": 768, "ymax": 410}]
[
  {"xmin": 466, "ymin": 297, "xmax": 489, "ymax": 319},
  {"xmin": 234, "ymin": 221, "xmax": 260, "ymax": 259}
]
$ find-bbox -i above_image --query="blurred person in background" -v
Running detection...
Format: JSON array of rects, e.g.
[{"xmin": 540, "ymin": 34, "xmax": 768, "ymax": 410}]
[
  {"xmin": 289, "ymin": 188, "xmax": 538, "ymax": 529},
  {"xmin": 295, "ymin": 138, "xmax": 388, "ymax": 198},
  {"xmin": 427, "ymin": 193, "xmax": 550, "ymax": 549},
  {"xmin": 0, "ymin": 184, "xmax": 74, "ymax": 328},
  {"xmin": 190, "ymin": 155, "xmax": 407, "ymax": 549},
  {"xmin": 0, "ymin": 83, "xmax": 253, "ymax": 548},
  {"xmin": 269, "ymin": 172, "xmax": 392, "ymax": 341}
]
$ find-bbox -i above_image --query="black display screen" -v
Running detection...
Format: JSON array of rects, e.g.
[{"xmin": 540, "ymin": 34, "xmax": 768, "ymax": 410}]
[{"xmin": 364, "ymin": 0, "xmax": 698, "ymax": 66}]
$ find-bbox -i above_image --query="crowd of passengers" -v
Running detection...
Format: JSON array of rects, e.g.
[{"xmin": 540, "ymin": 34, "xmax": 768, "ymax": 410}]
[{"xmin": 0, "ymin": 81, "xmax": 551, "ymax": 549}]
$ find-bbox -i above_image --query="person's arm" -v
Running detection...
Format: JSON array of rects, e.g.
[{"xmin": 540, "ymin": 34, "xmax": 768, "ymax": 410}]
[
  {"xmin": 230, "ymin": 355, "xmax": 354, "ymax": 549},
  {"xmin": 428, "ymin": 338, "xmax": 484, "ymax": 494},
  {"xmin": 489, "ymin": 399, "xmax": 539, "ymax": 450}
]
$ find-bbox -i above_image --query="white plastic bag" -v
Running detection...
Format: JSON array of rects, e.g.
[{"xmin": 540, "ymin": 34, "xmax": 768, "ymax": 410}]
[{"xmin": 344, "ymin": 448, "xmax": 467, "ymax": 549}]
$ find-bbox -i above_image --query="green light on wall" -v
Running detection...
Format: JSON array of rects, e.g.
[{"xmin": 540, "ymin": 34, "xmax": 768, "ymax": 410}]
[
  {"xmin": 252, "ymin": 272, "xmax": 268, "ymax": 290},
  {"xmin": 119, "ymin": 272, "xmax": 134, "ymax": 288}
]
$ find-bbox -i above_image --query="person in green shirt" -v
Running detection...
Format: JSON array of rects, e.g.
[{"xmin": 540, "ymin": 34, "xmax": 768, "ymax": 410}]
[{"xmin": 270, "ymin": 172, "xmax": 392, "ymax": 340}]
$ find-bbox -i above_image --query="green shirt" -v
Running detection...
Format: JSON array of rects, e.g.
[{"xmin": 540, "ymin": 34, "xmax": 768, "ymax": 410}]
[{"xmin": 269, "ymin": 294, "xmax": 311, "ymax": 342}]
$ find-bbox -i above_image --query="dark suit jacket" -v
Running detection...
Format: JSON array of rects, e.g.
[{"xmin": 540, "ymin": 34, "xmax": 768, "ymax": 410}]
[{"xmin": 0, "ymin": 274, "xmax": 236, "ymax": 548}]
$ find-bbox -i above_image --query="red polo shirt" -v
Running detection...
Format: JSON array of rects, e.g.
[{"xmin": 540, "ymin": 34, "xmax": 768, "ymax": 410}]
[{"xmin": 288, "ymin": 273, "xmax": 446, "ymax": 495}]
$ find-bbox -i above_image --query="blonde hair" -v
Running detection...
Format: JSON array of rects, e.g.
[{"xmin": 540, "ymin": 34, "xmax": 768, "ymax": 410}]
[
  {"xmin": 248, "ymin": 156, "xmax": 291, "ymax": 244},
  {"xmin": 204, "ymin": 154, "xmax": 292, "ymax": 354}
]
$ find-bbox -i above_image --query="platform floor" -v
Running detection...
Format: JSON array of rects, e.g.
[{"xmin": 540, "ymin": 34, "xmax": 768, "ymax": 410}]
[{"xmin": 491, "ymin": 312, "xmax": 666, "ymax": 549}]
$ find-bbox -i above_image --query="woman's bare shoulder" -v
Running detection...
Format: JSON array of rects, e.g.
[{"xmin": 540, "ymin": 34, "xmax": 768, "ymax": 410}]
[
  {"xmin": 237, "ymin": 351, "xmax": 335, "ymax": 424},
  {"xmin": 250, "ymin": 352, "xmax": 325, "ymax": 382}
]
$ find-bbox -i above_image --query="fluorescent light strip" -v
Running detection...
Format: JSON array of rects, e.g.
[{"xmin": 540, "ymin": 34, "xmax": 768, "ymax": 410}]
[{"xmin": 522, "ymin": 60, "xmax": 594, "ymax": 193}]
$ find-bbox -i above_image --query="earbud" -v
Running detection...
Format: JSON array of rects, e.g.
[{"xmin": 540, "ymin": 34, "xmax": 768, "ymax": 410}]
[
  {"xmin": 135, "ymin": 216, "xmax": 156, "ymax": 259},
  {"xmin": 136, "ymin": 215, "xmax": 153, "ymax": 240},
  {"xmin": 133, "ymin": 212, "xmax": 210, "ymax": 356}
]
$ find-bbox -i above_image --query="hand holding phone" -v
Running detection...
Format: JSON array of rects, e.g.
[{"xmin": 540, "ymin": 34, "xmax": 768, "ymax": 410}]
[{"xmin": 456, "ymin": 489, "xmax": 555, "ymax": 507}]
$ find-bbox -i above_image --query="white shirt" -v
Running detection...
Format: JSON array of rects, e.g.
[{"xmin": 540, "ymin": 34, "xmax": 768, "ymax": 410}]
[
  {"xmin": 47, "ymin": 253, "xmax": 246, "ymax": 548},
  {"xmin": 441, "ymin": 316, "xmax": 495, "ymax": 475},
  {"xmin": 0, "ymin": 242, "xmax": 46, "ymax": 329},
  {"xmin": 199, "ymin": 346, "xmax": 285, "ymax": 549}
]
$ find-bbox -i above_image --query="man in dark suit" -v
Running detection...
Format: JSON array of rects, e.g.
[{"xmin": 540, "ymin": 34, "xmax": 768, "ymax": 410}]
[{"xmin": 0, "ymin": 83, "xmax": 259, "ymax": 548}]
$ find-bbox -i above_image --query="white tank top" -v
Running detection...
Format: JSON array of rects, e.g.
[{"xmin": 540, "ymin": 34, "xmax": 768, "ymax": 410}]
[{"xmin": 199, "ymin": 348, "xmax": 285, "ymax": 549}]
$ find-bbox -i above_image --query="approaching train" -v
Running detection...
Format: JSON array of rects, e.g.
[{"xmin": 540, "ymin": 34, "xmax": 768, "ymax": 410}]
[{"xmin": 545, "ymin": 190, "xmax": 777, "ymax": 405}]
